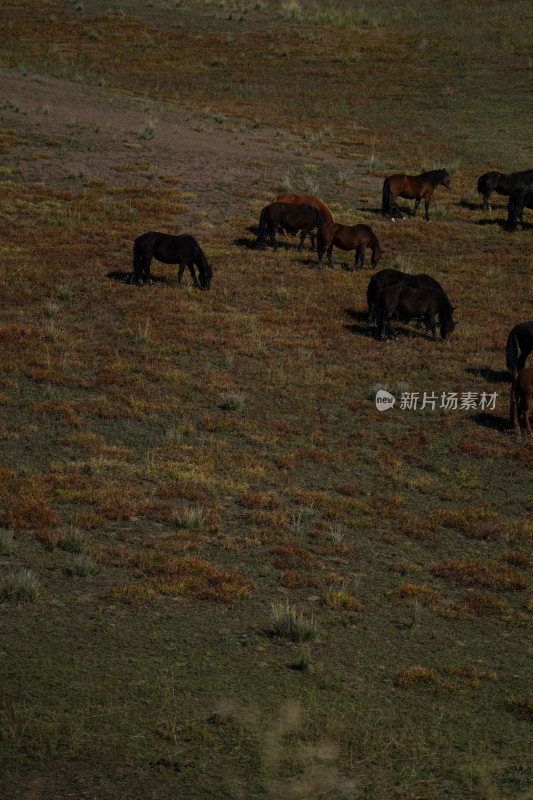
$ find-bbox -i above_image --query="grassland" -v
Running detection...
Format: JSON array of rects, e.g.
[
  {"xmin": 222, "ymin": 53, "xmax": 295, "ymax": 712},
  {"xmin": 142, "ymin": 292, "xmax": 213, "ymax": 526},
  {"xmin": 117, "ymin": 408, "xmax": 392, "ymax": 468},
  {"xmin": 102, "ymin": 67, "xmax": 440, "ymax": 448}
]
[{"xmin": 0, "ymin": 1, "xmax": 532, "ymax": 798}]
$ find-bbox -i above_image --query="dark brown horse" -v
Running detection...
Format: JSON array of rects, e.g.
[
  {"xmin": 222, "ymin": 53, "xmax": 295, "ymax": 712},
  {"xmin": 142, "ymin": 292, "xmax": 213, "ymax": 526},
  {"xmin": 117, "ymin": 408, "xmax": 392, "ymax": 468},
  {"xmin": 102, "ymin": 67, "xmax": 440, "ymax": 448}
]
[
  {"xmin": 274, "ymin": 192, "xmax": 334, "ymax": 224},
  {"xmin": 316, "ymin": 223, "xmax": 382, "ymax": 270},
  {"xmin": 507, "ymin": 186, "xmax": 533, "ymax": 231},
  {"xmin": 382, "ymin": 169, "xmax": 451, "ymax": 221},
  {"xmin": 510, "ymin": 367, "xmax": 533, "ymax": 435},
  {"xmin": 255, "ymin": 202, "xmax": 325, "ymax": 251},
  {"xmin": 133, "ymin": 232, "xmax": 212, "ymax": 289},
  {"xmin": 506, "ymin": 322, "xmax": 533, "ymax": 376},
  {"xmin": 367, "ymin": 269, "xmax": 446, "ymax": 324},
  {"xmin": 477, "ymin": 169, "xmax": 533, "ymax": 212},
  {"xmin": 377, "ymin": 285, "xmax": 456, "ymax": 341}
]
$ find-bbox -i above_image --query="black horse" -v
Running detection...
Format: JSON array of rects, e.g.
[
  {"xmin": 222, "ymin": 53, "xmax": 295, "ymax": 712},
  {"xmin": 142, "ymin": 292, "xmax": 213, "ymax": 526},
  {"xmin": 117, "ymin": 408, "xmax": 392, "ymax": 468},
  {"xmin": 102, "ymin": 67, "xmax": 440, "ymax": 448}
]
[
  {"xmin": 133, "ymin": 232, "xmax": 212, "ymax": 289},
  {"xmin": 381, "ymin": 169, "xmax": 451, "ymax": 222},
  {"xmin": 377, "ymin": 285, "xmax": 456, "ymax": 342},
  {"xmin": 507, "ymin": 186, "xmax": 533, "ymax": 231},
  {"xmin": 255, "ymin": 202, "xmax": 325, "ymax": 251},
  {"xmin": 506, "ymin": 322, "xmax": 533, "ymax": 376},
  {"xmin": 477, "ymin": 169, "xmax": 533, "ymax": 212},
  {"xmin": 367, "ymin": 268, "xmax": 446, "ymax": 324}
]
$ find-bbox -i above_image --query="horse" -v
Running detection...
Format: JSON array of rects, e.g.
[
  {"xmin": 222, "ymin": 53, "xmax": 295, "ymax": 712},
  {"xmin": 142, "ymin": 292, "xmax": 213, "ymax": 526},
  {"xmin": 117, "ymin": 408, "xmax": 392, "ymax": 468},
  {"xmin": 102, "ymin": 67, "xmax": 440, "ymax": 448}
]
[
  {"xmin": 477, "ymin": 169, "xmax": 533, "ymax": 212},
  {"xmin": 133, "ymin": 232, "xmax": 212, "ymax": 289},
  {"xmin": 510, "ymin": 367, "xmax": 533, "ymax": 435},
  {"xmin": 367, "ymin": 268, "xmax": 446, "ymax": 324},
  {"xmin": 376, "ymin": 285, "xmax": 456, "ymax": 342},
  {"xmin": 274, "ymin": 192, "xmax": 334, "ymax": 224},
  {"xmin": 255, "ymin": 202, "xmax": 325, "ymax": 251},
  {"xmin": 505, "ymin": 322, "xmax": 533, "ymax": 376},
  {"xmin": 381, "ymin": 169, "xmax": 451, "ymax": 222},
  {"xmin": 316, "ymin": 223, "xmax": 382, "ymax": 270},
  {"xmin": 507, "ymin": 186, "xmax": 533, "ymax": 231}
]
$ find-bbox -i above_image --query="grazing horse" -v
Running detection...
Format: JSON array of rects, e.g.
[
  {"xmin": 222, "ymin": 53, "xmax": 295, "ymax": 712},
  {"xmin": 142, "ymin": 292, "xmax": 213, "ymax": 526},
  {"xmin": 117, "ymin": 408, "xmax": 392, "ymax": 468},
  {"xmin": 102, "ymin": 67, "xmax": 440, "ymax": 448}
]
[
  {"xmin": 477, "ymin": 169, "xmax": 533, "ymax": 212},
  {"xmin": 274, "ymin": 192, "xmax": 334, "ymax": 224},
  {"xmin": 255, "ymin": 202, "xmax": 325, "ymax": 251},
  {"xmin": 510, "ymin": 367, "xmax": 533, "ymax": 435},
  {"xmin": 316, "ymin": 223, "xmax": 382, "ymax": 270},
  {"xmin": 505, "ymin": 322, "xmax": 533, "ymax": 376},
  {"xmin": 133, "ymin": 232, "xmax": 212, "ymax": 289},
  {"xmin": 367, "ymin": 268, "xmax": 446, "ymax": 324},
  {"xmin": 377, "ymin": 285, "xmax": 456, "ymax": 342},
  {"xmin": 382, "ymin": 169, "xmax": 451, "ymax": 221},
  {"xmin": 507, "ymin": 186, "xmax": 533, "ymax": 231}
]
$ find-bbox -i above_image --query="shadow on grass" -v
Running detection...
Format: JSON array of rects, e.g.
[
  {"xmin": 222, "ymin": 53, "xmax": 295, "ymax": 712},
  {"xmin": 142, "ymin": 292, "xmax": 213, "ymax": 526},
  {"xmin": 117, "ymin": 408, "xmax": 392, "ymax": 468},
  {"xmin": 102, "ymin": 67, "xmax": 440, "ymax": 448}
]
[
  {"xmin": 106, "ymin": 271, "xmax": 171, "ymax": 285},
  {"xmin": 466, "ymin": 366, "xmax": 510, "ymax": 384},
  {"xmin": 472, "ymin": 412, "xmax": 509, "ymax": 431}
]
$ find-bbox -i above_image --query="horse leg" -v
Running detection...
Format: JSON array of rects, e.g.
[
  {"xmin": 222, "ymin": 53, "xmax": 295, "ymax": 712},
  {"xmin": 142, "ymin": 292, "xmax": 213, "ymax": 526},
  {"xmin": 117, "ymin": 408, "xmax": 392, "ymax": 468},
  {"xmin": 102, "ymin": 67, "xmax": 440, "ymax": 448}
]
[
  {"xmin": 309, "ymin": 230, "xmax": 316, "ymax": 251},
  {"xmin": 298, "ymin": 227, "xmax": 308, "ymax": 252},
  {"xmin": 525, "ymin": 397, "xmax": 533, "ymax": 436},
  {"xmin": 391, "ymin": 195, "xmax": 404, "ymax": 221},
  {"xmin": 327, "ymin": 245, "xmax": 335, "ymax": 269},
  {"xmin": 424, "ymin": 198, "xmax": 431, "ymax": 222},
  {"xmin": 412, "ymin": 198, "xmax": 421, "ymax": 217},
  {"xmin": 427, "ymin": 314, "xmax": 437, "ymax": 341},
  {"xmin": 143, "ymin": 254, "xmax": 153, "ymax": 286},
  {"xmin": 483, "ymin": 193, "xmax": 491, "ymax": 212},
  {"xmin": 188, "ymin": 262, "xmax": 201, "ymax": 289},
  {"xmin": 269, "ymin": 221, "xmax": 277, "ymax": 251},
  {"xmin": 177, "ymin": 261, "xmax": 186, "ymax": 286}
]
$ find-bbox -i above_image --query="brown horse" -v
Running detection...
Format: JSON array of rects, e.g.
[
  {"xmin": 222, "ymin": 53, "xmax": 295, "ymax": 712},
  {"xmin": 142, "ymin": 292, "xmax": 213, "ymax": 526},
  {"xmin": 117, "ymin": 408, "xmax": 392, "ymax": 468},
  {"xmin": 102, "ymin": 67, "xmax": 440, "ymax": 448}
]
[
  {"xmin": 317, "ymin": 223, "xmax": 382, "ymax": 270},
  {"xmin": 510, "ymin": 367, "xmax": 533, "ymax": 435},
  {"xmin": 274, "ymin": 193, "xmax": 334, "ymax": 224},
  {"xmin": 382, "ymin": 169, "xmax": 451, "ymax": 221},
  {"xmin": 477, "ymin": 169, "xmax": 533, "ymax": 212},
  {"xmin": 377, "ymin": 285, "xmax": 456, "ymax": 341},
  {"xmin": 255, "ymin": 202, "xmax": 325, "ymax": 251}
]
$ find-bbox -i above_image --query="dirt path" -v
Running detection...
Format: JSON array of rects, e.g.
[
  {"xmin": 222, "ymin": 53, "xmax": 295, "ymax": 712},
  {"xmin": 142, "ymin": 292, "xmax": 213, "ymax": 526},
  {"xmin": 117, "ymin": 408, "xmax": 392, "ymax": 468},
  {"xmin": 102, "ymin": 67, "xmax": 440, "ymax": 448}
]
[{"xmin": 0, "ymin": 67, "xmax": 377, "ymax": 225}]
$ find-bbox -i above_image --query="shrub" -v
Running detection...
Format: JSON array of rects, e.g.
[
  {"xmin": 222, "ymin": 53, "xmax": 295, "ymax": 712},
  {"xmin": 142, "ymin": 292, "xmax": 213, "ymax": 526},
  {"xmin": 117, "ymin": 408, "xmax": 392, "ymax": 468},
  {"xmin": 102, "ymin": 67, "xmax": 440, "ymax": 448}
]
[
  {"xmin": 271, "ymin": 600, "xmax": 317, "ymax": 642},
  {"xmin": 0, "ymin": 569, "xmax": 40, "ymax": 603}
]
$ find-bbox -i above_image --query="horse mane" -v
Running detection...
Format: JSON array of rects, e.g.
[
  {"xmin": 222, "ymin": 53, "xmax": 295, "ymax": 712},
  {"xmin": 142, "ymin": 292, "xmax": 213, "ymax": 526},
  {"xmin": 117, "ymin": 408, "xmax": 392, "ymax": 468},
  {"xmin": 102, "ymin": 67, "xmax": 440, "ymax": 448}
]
[{"xmin": 422, "ymin": 168, "xmax": 449, "ymax": 182}]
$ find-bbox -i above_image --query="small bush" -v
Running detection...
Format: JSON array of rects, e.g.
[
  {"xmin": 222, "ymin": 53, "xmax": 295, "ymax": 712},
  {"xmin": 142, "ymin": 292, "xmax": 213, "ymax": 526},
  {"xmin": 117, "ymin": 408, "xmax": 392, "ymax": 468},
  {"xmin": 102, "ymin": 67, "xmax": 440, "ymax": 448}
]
[
  {"xmin": 62, "ymin": 527, "xmax": 87, "ymax": 554},
  {"xmin": 174, "ymin": 506, "xmax": 205, "ymax": 530},
  {"xmin": 0, "ymin": 530, "xmax": 14, "ymax": 555},
  {"xmin": 73, "ymin": 553, "xmax": 100, "ymax": 576},
  {"xmin": 219, "ymin": 392, "xmax": 245, "ymax": 411},
  {"xmin": 0, "ymin": 569, "xmax": 40, "ymax": 603},
  {"xmin": 271, "ymin": 600, "xmax": 317, "ymax": 642}
]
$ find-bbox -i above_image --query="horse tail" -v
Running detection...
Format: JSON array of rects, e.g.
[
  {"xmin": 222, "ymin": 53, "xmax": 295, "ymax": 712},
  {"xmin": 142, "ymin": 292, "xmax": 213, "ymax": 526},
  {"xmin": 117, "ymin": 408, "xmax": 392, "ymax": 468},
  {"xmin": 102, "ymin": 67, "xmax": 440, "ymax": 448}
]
[
  {"xmin": 382, "ymin": 178, "xmax": 391, "ymax": 217},
  {"xmin": 315, "ymin": 208, "xmax": 326, "ymax": 228},
  {"xmin": 510, "ymin": 375, "xmax": 519, "ymax": 429},
  {"xmin": 476, "ymin": 174, "xmax": 487, "ymax": 195},
  {"xmin": 506, "ymin": 326, "xmax": 519, "ymax": 375},
  {"xmin": 256, "ymin": 207, "xmax": 268, "ymax": 248},
  {"xmin": 507, "ymin": 191, "xmax": 520, "ymax": 231},
  {"xmin": 316, "ymin": 223, "xmax": 324, "ymax": 259}
]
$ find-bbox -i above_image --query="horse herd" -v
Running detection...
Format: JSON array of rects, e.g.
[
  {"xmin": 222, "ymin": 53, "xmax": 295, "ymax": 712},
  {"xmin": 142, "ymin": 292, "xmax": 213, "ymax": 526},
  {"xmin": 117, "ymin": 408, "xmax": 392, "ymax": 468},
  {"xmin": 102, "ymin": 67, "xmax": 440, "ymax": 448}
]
[{"xmin": 129, "ymin": 166, "xmax": 533, "ymax": 433}]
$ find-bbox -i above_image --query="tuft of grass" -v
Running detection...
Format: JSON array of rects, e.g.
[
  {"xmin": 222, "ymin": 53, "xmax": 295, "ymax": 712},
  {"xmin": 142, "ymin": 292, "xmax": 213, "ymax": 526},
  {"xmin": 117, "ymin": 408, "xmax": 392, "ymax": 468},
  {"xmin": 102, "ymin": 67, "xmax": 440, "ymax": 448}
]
[
  {"xmin": 138, "ymin": 116, "xmax": 158, "ymax": 141},
  {"xmin": 271, "ymin": 600, "xmax": 317, "ymax": 642},
  {"xmin": 0, "ymin": 569, "xmax": 40, "ymax": 603},
  {"xmin": 73, "ymin": 553, "xmax": 100, "ymax": 576},
  {"xmin": 174, "ymin": 506, "xmax": 206, "ymax": 530},
  {"xmin": 219, "ymin": 392, "xmax": 245, "ymax": 411},
  {"xmin": 62, "ymin": 527, "xmax": 87, "ymax": 554},
  {"xmin": 0, "ymin": 530, "xmax": 15, "ymax": 555}
]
